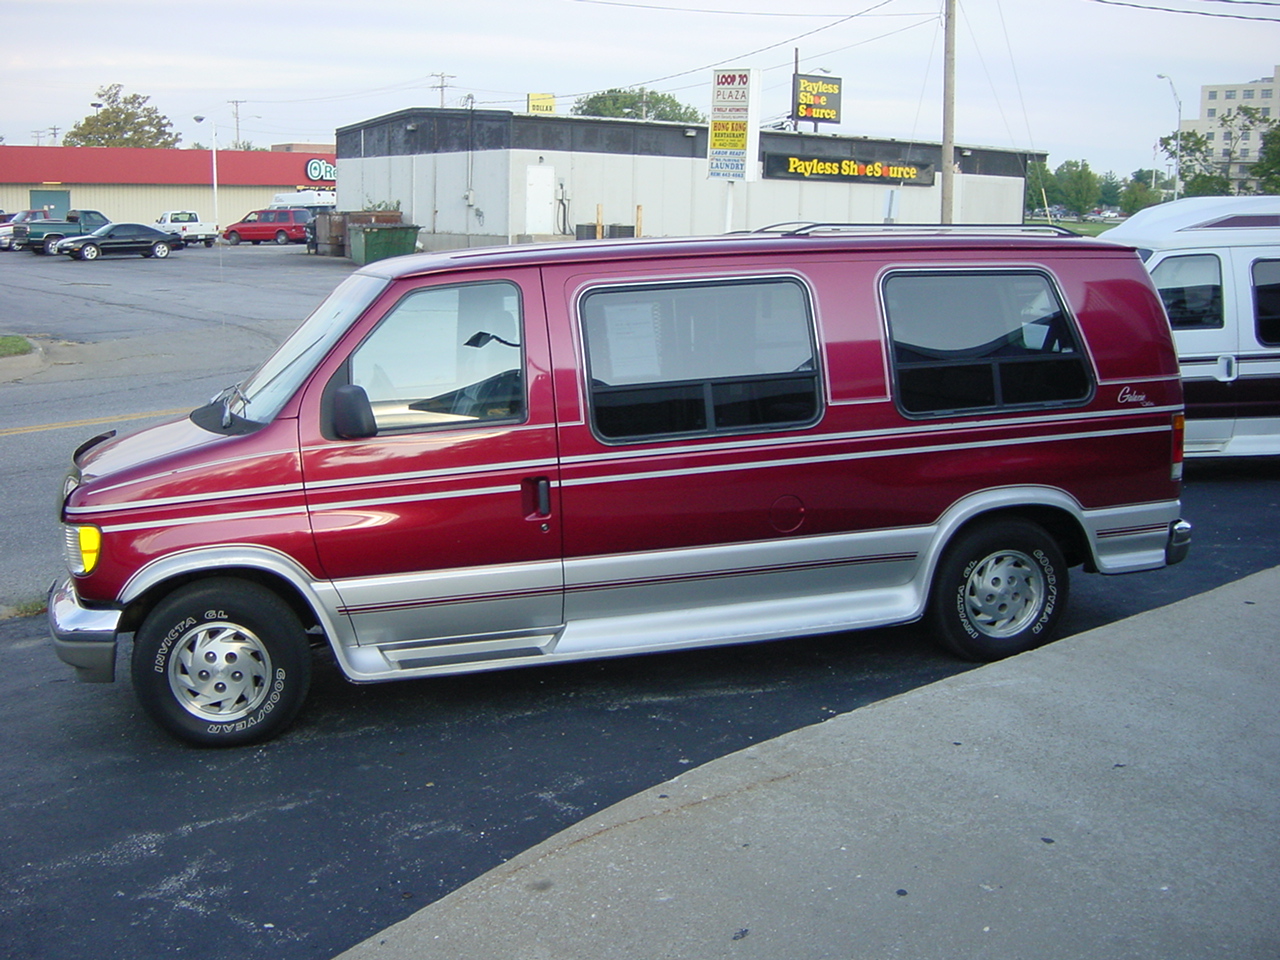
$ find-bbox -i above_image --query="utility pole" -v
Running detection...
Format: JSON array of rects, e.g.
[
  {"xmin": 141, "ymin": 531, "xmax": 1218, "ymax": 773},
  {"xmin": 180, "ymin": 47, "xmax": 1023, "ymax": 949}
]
[
  {"xmin": 431, "ymin": 73, "xmax": 456, "ymax": 109},
  {"xmin": 48, "ymin": 125, "xmax": 61, "ymax": 144},
  {"xmin": 228, "ymin": 100, "xmax": 247, "ymax": 146},
  {"xmin": 940, "ymin": 0, "xmax": 956, "ymax": 223}
]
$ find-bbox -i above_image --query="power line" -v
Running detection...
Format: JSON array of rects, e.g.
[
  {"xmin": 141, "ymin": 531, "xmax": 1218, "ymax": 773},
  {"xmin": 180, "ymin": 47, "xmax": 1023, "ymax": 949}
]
[
  {"xmin": 570, "ymin": 0, "xmax": 930, "ymax": 14},
  {"xmin": 1087, "ymin": 0, "xmax": 1280, "ymax": 19}
]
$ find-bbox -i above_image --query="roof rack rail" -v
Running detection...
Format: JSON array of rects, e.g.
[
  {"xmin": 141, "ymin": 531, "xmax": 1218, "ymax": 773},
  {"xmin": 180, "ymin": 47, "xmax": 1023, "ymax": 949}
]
[{"xmin": 750, "ymin": 221, "xmax": 1083, "ymax": 238}]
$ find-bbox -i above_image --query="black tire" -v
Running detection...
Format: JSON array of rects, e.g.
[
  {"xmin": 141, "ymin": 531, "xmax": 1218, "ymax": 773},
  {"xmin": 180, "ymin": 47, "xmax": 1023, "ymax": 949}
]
[
  {"xmin": 79, "ymin": 243, "xmax": 100, "ymax": 261},
  {"xmin": 131, "ymin": 577, "xmax": 312, "ymax": 746},
  {"xmin": 204, "ymin": 238, "xmax": 214, "ymax": 247},
  {"xmin": 251, "ymin": 239, "xmax": 261, "ymax": 245},
  {"xmin": 151, "ymin": 241, "xmax": 171, "ymax": 259},
  {"xmin": 227, "ymin": 231, "xmax": 241, "ymax": 245},
  {"xmin": 928, "ymin": 519, "xmax": 1068, "ymax": 662},
  {"xmin": 274, "ymin": 230, "xmax": 289, "ymax": 245}
]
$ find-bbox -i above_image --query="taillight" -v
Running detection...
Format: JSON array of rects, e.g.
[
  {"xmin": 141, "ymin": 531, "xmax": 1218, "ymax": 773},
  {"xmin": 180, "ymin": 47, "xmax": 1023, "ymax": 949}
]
[{"xmin": 1171, "ymin": 413, "xmax": 1185, "ymax": 481}]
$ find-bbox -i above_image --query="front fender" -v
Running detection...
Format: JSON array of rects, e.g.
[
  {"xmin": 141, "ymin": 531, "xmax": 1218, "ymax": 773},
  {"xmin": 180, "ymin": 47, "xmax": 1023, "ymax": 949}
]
[{"xmin": 120, "ymin": 544, "xmax": 357, "ymax": 651}]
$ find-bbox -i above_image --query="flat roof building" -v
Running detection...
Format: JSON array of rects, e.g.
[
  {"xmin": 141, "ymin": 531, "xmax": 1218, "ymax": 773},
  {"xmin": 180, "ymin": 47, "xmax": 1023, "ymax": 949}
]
[{"xmin": 337, "ymin": 108, "xmax": 1043, "ymax": 251}]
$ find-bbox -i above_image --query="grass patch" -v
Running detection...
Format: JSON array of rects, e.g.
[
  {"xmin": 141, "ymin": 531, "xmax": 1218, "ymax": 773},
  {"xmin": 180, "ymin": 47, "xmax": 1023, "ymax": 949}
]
[
  {"xmin": 0, "ymin": 335, "xmax": 33, "ymax": 359},
  {"xmin": 1024, "ymin": 218, "xmax": 1114, "ymax": 238},
  {"xmin": 1, "ymin": 597, "xmax": 47, "ymax": 619}
]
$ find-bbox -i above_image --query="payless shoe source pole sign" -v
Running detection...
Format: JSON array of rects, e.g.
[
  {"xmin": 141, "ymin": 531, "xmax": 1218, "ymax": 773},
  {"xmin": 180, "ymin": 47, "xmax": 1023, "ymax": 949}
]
[
  {"xmin": 792, "ymin": 73, "xmax": 843, "ymax": 127},
  {"xmin": 708, "ymin": 69, "xmax": 761, "ymax": 182}
]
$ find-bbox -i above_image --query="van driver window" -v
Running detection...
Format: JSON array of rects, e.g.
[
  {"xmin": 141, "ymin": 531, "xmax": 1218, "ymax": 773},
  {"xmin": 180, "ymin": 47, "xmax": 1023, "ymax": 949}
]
[{"xmin": 346, "ymin": 281, "xmax": 524, "ymax": 433}]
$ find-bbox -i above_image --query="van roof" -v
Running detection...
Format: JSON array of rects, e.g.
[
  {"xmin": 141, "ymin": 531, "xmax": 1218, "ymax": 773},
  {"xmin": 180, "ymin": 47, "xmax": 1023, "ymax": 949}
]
[
  {"xmin": 358, "ymin": 227, "xmax": 1125, "ymax": 282},
  {"xmin": 1102, "ymin": 196, "xmax": 1280, "ymax": 250}
]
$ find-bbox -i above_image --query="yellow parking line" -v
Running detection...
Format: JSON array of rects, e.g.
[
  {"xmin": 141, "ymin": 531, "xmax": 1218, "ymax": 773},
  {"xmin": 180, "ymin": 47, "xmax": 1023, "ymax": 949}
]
[{"xmin": 0, "ymin": 408, "xmax": 189, "ymax": 438}]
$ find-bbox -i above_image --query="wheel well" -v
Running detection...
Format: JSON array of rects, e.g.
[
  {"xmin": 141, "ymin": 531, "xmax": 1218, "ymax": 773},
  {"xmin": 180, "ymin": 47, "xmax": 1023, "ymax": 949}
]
[
  {"xmin": 950, "ymin": 505, "xmax": 1092, "ymax": 571},
  {"xmin": 118, "ymin": 568, "xmax": 322, "ymax": 637}
]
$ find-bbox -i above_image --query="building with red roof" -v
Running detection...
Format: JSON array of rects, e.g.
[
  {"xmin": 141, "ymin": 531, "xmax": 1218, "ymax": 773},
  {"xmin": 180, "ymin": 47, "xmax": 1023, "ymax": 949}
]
[{"xmin": 0, "ymin": 145, "xmax": 336, "ymax": 230}]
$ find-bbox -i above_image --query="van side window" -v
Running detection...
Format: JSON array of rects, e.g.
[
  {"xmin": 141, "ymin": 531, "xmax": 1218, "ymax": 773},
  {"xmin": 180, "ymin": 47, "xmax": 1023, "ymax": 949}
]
[
  {"xmin": 346, "ymin": 281, "xmax": 524, "ymax": 433},
  {"xmin": 1252, "ymin": 259, "xmax": 1280, "ymax": 345},
  {"xmin": 1150, "ymin": 254, "xmax": 1224, "ymax": 329},
  {"xmin": 884, "ymin": 271, "xmax": 1090, "ymax": 416},
  {"xmin": 580, "ymin": 278, "xmax": 819, "ymax": 441}
]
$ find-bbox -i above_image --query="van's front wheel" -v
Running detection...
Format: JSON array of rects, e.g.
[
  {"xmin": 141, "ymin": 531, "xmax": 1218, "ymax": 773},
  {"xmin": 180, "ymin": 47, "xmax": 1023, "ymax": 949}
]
[
  {"xmin": 929, "ymin": 520, "xmax": 1068, "ymax": 662},
  {"xmin": 130, "ymin": 578, "xmax": 312, "ymax": 747}
]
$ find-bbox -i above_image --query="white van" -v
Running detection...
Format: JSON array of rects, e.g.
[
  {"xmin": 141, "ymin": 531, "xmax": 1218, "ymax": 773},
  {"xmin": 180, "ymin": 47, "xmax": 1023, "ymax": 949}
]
[
  {"xmin": 1104, "ymin": 197, "xmax": 1280, "ymax": 457},
  {"xmin": 269, "ymin": 190, "xmax": 336, "ymax": 212}
]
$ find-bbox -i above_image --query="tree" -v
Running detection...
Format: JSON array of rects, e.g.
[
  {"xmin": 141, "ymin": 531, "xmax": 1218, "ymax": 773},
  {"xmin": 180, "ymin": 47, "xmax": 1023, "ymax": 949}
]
[
  {"xmin": 1182, "ymin": 172, "xmax": 1232, "ymax": 197},
  {"xmin": 1099, "ymin": 171, "xmax": 1123, "ymax": 208},
  {"xmin": 1159, "ymin": 129, "xmax": 1215, "ymax": 181},
  {"xmin": 572, "ymin": 88, "xmax": 705, "ymax": 123},
  {"xmin": 62, "ymin": 84, "xmax": 180, "ymax": 148},
  {"xmin": 1024, "ymin": 161, "xmax": 1060, "ymax": 213},
  {"xmin": 1250, "ymin": 124, "xmax": 1280, "ymax": 194},
  {"xmin": 1119, "ymin": 178, "xmax": 1163, "ymax": 215},
  {"xmin": 1054, "ymin": 160, "xmax": 1100, "ymax": 217}
]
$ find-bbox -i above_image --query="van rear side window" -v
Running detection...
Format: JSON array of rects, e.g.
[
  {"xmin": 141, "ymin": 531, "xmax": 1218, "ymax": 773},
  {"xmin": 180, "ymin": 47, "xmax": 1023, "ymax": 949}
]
[
  {"xmin": 884, "ymin": 271, "xmax": 1091, "ymax": 416},
  {"xmin": 581, "ymin": 278, "xmax": 819, "ymax": 441},
  {"xmin": 1150, "ymin": 254, "xmax": 1225, "ymax": 330}
]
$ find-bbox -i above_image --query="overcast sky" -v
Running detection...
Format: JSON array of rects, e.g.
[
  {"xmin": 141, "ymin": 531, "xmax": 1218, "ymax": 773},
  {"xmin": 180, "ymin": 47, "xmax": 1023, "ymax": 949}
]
[{"xmin": 4, "ymin": 0, "xmax": 1278, "ymax": 178}]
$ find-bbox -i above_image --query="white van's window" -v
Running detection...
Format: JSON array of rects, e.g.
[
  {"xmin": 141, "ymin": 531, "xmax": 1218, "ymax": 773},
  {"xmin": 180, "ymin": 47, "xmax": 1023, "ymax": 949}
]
[
  {"xmin": 1252, "ymin": 259, "xmax": 1280, "ymax": 345},
  {"xmin": 884, "ymin": 271, "xmax": 1090, "ymax": 416},
  {"xmin": 581, "ymin": 278, "xmax": 819, "ymax": 440},
  {"xmin": 1150, "ymin": 254, "xmax": 1224, "ymax": 329},
  {"xmin": 349, "ymin": 281, "xmax": 524, "ymax": 433}
]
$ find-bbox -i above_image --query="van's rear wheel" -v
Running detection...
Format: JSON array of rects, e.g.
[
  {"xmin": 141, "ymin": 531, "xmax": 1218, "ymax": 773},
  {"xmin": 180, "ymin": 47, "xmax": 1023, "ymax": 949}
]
[
  {"xmin": 929, "ymin": 520, "xmax": 1068, "ymax": 661},
  {"xmin": 131, "ymin": 578, "xmax": 312, "ymax": 747},
  {"xmin": 274, "ymin": 230, "xmax": 289, "ymax": 245}
]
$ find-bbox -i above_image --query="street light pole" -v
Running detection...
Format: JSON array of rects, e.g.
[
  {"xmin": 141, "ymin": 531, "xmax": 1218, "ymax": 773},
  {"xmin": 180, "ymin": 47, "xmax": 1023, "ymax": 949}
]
[
  {"xmin": 1157, "ymin": 74, "xmax": 1182, "ymax": 201},
  {"xmin": 194, "ymin": 116, "xmax": 220, "ymax": 233},
  {"xmin": 940, "ymin": 0, "xmax": 956, "ymax": 223}
]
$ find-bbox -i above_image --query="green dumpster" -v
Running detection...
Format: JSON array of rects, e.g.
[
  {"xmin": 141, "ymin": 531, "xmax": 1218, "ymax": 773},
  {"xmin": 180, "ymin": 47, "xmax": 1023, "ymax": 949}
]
[{"xmin": 349, "ymin": 224, "xmax": 420, "ymax": 265}]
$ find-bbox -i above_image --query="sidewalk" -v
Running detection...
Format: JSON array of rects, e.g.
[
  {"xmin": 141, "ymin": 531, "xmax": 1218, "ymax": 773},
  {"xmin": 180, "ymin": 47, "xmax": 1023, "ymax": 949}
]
[{"xmin": 335, "ymin": 567, "xmax": 1280, "ymax": 960}]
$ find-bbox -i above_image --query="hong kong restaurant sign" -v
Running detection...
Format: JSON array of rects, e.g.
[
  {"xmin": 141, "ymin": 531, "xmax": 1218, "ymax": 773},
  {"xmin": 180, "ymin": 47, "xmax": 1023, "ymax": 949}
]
[{"xmin": 764, "ymin": 153, "xmax": 935, "ymax": 186}]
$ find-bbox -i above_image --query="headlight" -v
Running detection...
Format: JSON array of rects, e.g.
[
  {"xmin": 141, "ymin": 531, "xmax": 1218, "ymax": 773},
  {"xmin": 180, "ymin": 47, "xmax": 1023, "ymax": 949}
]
[{"xmin": 63, "ymin": 525, "xmax": 101, "ymax": 575}]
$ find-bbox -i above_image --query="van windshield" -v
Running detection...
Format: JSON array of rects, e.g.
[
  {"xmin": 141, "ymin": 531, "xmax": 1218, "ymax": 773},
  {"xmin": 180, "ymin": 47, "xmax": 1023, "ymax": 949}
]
[{"xmin": 225, "ymin": 273, "xmax": 389, "ymax": 426}]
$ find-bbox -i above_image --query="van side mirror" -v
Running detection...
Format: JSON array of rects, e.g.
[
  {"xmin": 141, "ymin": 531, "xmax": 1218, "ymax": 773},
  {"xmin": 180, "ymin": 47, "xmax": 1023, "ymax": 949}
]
[{"xmin": 332, "ymin": 384, "xmax": 377, "ymax": 439}]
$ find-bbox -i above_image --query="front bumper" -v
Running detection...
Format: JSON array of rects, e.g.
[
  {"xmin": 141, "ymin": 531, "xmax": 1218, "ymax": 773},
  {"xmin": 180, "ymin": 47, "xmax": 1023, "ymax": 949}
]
[{"xmin": 48, "ymin": 578, "xmax": 121, "ymax": 683}]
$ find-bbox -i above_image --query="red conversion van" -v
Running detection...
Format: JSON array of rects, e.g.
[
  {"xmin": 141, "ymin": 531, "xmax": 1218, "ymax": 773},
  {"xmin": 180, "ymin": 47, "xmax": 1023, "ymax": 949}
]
[{"xmin": 50, "ymin": 225, "xmax": 1191, "ymax": 745}]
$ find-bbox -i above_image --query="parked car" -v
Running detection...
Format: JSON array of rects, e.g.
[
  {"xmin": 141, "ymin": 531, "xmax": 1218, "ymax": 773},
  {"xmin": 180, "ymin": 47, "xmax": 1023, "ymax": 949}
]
[
  {"xmin": 0, "ymin": 209, "xmax": 56, "ymax": 251},
  {"xmin": 54, "ymin": 223, "xmax": 183, "ymax": 260},
  {"xmin": 1104, "ymin": 196, "xmax": 1280, "ymax": 457},
  {"xmin": 49, "ymin": 225, "xmax": 1190, "ymax": 746},
  {"xmin": 222, "ymin": 207, "xmax": 313, "ymax": 245}
]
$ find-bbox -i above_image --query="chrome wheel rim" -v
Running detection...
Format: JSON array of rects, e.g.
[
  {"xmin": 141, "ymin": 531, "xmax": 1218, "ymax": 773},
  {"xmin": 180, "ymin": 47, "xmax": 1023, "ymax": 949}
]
[
  {"xmin": 963, "ymin": 549, "xmax": 1043, "ymax": 638},
  {"xmin": 167, "ymin": 621, "xmax": 273, "ymax": 721}
]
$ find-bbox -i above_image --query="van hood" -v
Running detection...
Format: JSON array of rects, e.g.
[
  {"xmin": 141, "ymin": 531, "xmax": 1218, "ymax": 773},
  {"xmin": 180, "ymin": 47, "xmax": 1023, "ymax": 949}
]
[{"xmin": 75, "ymin": 414, "xmax": 221, "ymax": 483}]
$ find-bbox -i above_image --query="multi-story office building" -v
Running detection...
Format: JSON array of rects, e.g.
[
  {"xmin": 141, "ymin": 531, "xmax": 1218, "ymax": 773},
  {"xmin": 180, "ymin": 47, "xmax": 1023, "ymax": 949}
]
[{"xmin": 1177, "ymin": 65, "xmax": 1277, "ymax": 190}]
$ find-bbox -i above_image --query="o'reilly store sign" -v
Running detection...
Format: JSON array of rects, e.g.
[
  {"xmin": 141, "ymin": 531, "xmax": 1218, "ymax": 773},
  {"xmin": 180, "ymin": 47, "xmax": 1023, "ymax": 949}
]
[{"xmin": 764, "ymin": 154, "xmax": 935, "ymax": 186}]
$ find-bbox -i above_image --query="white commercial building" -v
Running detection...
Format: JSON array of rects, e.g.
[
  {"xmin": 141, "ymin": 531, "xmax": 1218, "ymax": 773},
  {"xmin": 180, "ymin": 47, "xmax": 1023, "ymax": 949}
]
[{"xmin": 336, "ymin": 108, "xmax": 1043, "ymax": 251}]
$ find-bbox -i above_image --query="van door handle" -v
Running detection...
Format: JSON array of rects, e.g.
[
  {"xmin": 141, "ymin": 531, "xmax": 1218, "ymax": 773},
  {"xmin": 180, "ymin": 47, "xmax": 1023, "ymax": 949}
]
[
  {"xmin": 523, "ymin": 476, "xmax": 552, "ymax": 519},
  {"xmin": 1215, "ymin": 355, "xmax": 1237, "ymax": 382}
]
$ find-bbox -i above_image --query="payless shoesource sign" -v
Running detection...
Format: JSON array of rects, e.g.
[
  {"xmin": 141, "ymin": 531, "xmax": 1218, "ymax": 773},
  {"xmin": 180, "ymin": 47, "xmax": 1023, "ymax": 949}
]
[{"xmin": 764, "ymin": 154, "xmax": 935, "ymax": 186}]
